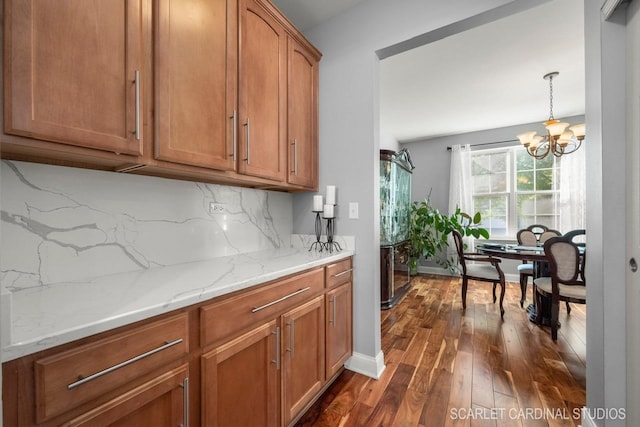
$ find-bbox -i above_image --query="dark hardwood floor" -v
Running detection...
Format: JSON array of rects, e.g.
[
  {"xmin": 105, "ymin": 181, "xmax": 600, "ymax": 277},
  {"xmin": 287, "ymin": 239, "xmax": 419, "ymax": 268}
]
[{"xmin": 296, "ymin": 274, "xmax": 586, "ymax": 427}]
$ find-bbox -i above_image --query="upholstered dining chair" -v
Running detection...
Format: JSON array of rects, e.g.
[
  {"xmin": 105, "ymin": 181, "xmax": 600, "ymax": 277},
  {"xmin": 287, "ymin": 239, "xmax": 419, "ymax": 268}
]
[
  {"xmin": 539, "ymin": 229, "xmax": 562, "ymax": 243},
  {"xmin": 516, "ymin": 228, "xmax": 539, "ymax": 307},
  {"xmin": 564, "ymin": 229, "xmax": 586, "ymax": 246},
  {"xmin": 534, "ymin": 235, "xmax": 586, "ymax": 340},
  {"xmin": 561, "ymin": 229, "xmax": 586, "ymax": 314},
  {"xmin": 452, "ymin": 230, "xmax": 506, "ymax": 317},
  {"xmin": 516, "ymin": 225, "xmax": 560, "ymax": 308}
]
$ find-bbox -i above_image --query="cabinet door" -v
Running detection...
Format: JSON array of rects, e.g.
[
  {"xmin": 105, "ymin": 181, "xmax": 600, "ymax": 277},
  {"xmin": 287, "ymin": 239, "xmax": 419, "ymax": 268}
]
[
  {"xmin": 282, "ymin": 295, "xmax": 325, "ymax": 425},
  {"xmin": 65, "ymin": 365, "xmax": 188, "ymax": 427},
  {"xmin": 4, "ymin": 0, "xmax": 144, "ymax": 156},
  {"xmin": 201, "ymin": 320, "xmax": 280, "ymax": 427},
  {"xmin": 155, "ymin": 0, "xmax": 237, "ymax": 171},
  {"xmin": 326, "ymin": 282, "xmax": 353, "ymax": 378},
  {"xmin": 238, "ymin": 0, "xmax": 286, "ymax": 182},
  {"xmin": 287, "ymin": 37, "xmax": 319, "ymax": 189}
]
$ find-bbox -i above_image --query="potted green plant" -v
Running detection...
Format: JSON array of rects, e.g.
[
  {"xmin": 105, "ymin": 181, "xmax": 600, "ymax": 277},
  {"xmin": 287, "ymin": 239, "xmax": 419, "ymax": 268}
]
[{"xmin": 408, "ymin": 196, "xmax": 489, "ymax": 273}]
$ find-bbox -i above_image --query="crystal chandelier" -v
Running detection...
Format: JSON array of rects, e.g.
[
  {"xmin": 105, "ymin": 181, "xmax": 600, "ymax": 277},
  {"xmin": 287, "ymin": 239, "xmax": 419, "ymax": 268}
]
[{"xmin": 517, "ymin": 72, "xmax": 585, "ymax": 159}]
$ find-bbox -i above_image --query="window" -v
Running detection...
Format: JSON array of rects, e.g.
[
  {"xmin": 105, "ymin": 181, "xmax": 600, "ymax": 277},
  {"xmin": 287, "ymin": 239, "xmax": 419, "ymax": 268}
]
[{"xmin": 470, "ymin": 146, "xmax": 560, "ymax": 238}]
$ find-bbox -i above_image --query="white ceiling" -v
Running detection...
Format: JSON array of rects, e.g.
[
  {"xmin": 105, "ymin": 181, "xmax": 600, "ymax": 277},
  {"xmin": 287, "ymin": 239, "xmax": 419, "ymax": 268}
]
[{"xmin": 273, "ymin": 0, "xmax": 585, "ymax": 143}]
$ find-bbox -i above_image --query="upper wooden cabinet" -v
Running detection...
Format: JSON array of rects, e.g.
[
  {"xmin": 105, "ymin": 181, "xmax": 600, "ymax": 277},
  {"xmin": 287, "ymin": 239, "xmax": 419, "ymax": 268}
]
[
  {"xmin": 2, "ymin": 0, "xmax": 320, "ymax": 191},
  {"xmin": 154, "ymin": 0, "xmax": 237, "ymax": 171},
  {"xmin": 287, "ymin": 36, "xmax": 319, "ymax": 189},
  {"xmin": 237, "ymin": 0, "xmax": 287, "ymax": 182},
  {"xmin": 4, "ymin": 0, "xmax": 145, "ymax": 156}
]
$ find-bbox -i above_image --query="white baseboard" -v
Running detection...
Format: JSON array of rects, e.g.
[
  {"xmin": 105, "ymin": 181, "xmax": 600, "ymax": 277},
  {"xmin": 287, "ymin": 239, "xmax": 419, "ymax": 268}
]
[
  {"xmin": 344, "ymin": 350, "xmax": 385, "ymax": 379},
  {"xmin": 581, "ymin": 408, "xmax": 597, "ymax": 427}
]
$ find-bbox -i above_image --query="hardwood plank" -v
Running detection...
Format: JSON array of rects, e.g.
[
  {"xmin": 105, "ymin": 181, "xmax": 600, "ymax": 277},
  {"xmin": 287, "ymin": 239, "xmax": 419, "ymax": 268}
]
[
  {"xmin": 358, "ymin": 348, "xmax": 404, "ymax": 408},
  {"xmin": 365, "ymin": 363, "xmax": 415, "ymax": 426},
  {"xmin": 295, "ymin": 275, "xmax": 586, "ymax": 427}
]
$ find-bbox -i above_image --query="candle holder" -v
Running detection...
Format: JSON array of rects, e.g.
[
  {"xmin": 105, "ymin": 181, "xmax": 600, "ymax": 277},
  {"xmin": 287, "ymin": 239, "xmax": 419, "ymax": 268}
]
[
  {"xmin": 309, "ymin": 211, "xmax": 324, "ymax": 252},
  {"xmin": 324, "ymin": 217, "xmax": 342, "ymax": 253}
]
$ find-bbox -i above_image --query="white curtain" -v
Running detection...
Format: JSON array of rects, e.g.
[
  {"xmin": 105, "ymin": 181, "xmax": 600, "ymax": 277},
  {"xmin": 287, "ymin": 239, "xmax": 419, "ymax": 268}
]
[
  {"xmin": 448, "ymin": 144, "xmax": 473, "ymax": 255},
  {"xmin": 559, "ymin": 146, "xmax": 586, "ymax": 234},
  {"xmin": 448, "ymin": 144, "xmax": 473, "ymax": 215}
]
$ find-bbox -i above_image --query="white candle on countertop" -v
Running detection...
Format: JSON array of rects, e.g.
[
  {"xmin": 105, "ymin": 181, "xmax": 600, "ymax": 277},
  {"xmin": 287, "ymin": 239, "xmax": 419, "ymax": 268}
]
[
  {"xmin": 313, "ymin": 195, "xmax": 323, "ymax": 211},
  {"xmin": 326, "ymin": 185, "xmax": 336, "ymax": 205},
  {"xmin": 323, "ymin": 204, "xmax": 334, "ymax": 218}
]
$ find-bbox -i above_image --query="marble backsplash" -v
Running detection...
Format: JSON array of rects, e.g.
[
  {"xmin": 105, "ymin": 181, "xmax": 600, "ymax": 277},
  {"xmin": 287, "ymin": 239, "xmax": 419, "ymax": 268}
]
[{"xmin": 0, "ymin": 161, "xmax": 293, "ymax": 293}]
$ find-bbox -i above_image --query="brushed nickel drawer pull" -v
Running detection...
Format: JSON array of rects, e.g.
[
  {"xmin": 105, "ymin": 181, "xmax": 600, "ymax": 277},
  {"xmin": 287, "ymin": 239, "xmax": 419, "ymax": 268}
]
[
  {"xmin": 67, "ymin": 338, "xmax": 183, "ymax": 389},
  {"xmin": 251, "ymin": 287, "xmax": 311, "ymax": 313},
  {"xmin": 333, "ymin": 268, "xmax": 353, "ymax": 278}
]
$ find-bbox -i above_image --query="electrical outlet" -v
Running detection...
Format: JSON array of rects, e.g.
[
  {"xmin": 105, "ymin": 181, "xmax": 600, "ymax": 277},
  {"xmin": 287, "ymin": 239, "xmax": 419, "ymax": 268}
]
[
  {"xmin": 348, "ymin": 202, "xmax": 359, "ymax": 219},
  {"xmin": 209, "ymin": 202, "xmax": 225, "ymax": 214}
]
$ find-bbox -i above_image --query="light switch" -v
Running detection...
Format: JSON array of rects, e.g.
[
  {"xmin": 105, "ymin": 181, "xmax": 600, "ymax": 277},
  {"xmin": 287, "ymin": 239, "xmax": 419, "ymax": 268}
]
[{"xmin": 348, "ymin": 202, "xmax": 359, "ymax": 219}]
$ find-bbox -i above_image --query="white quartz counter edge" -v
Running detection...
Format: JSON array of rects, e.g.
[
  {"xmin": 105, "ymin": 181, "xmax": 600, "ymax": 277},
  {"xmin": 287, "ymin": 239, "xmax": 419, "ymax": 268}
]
[{"xmin": 2, "ymin": 248, "xmax": 354, "ymax": 362}]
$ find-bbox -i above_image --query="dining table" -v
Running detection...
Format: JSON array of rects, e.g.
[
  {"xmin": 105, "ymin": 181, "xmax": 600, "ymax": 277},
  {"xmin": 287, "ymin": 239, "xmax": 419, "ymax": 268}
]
[{"xmin": 475, "ymin": 242, "xmax": 554, "ymax": 325}]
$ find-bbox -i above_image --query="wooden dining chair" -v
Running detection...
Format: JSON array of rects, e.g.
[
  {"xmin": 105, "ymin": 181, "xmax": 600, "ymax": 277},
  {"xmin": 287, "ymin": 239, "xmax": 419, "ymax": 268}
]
[
  {"xmin": 533, "ymin": 235, "xmax": 586, "ymax": 340},
  {"xmin": 515, "ymin": 225, "xmax": 560, "ymax": 308},
  {"xmin": 452, "ymin": 230, "xmax": 506, "ymax": 317},
  {"xmin": 516, "ymin": 228, "xmax": 539, "ymax": 307},
  {"xmin": 561, "ymin": 229, "xmax": 586, "ymax": 314}
]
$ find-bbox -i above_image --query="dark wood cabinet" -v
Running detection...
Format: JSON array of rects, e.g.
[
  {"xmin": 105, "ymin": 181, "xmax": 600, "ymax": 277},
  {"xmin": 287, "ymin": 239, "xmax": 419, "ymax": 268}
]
[{"xmin": 380, "ymin": 241, "xmax": 411, "ymax": 309}]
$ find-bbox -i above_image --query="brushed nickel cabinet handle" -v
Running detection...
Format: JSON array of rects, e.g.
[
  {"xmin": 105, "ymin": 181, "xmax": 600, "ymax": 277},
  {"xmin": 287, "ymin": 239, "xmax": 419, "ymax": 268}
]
[
  {"xmin": 67, "ymin": 338, "xmax": 183, "ymax": 389},
  {"xmin": 230, "ymin": 110, "xmax": 237, "ymax": 161},
  {"xmin": 272, "ymin": 326, "xmax": 281, "ymax": 370},
  {"xmin": 180, "ymin": 377, "xmax": 189, "ymax": 427},
  {"xmin": 251, "ymin": 287, "xmax": 311, "ymax": 313},
  {"xmin": 333, "ymin": 268, "xmax": 353, "ymax": 278},
  {"xmin": 244, "ymin": 117, "xmax": 251, "ymax": 165},
  {"xmin": 287, "ymin": 320, "xmax": 295, "ymax": 358},
  {"xmin": 330, "ymin": 295, "xmax": 336, "ymax": 326},
  {"xmin": 291, "ymin": 139, "xmax": 298, "ymax": 175},
  {"xmin": 133, "ymin": 70, "xmax": 141, "ymax": 140}
]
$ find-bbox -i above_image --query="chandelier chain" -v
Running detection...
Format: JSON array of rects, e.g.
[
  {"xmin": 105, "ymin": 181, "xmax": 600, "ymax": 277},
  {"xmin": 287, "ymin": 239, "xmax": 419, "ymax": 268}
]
[{"xmin": 548, "ymin": 74, "xmax": 554, "ymax": 120}]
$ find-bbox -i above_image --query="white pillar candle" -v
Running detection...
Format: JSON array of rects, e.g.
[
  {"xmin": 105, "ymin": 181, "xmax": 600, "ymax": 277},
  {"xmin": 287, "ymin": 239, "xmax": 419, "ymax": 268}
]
[
  {"xmin": 313, "ymin": 195, "xmax": 323, "ymax": 211},
  {"xmin": 326, "ymin": 185, "xmax": 336, "ymax": 205},
  {"xmin": 323, "ymin": 204, "xmax": 334, "ymax": 218}
]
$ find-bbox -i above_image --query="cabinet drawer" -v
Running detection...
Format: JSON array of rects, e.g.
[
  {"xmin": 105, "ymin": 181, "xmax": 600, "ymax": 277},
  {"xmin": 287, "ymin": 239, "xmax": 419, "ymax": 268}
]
[
  {"xmin": 34, "ymin": 313, "xmax": 189, "ymax": 422},
  {"xmin": 201, "ymin": 268, "xmax": 324, "ymax": 347},
  {"xmin": 325, "ymin": 257, "xmax": 353, "ymax": 288}
]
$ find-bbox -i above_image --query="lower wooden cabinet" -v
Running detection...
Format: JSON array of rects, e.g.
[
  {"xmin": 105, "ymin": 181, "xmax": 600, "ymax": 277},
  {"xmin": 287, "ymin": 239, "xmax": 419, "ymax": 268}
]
[
  {"xmin": 63, "ymin": 364, "xmax": 189, "ymax": 427},
  {"xmin": 2, "ymin": 258, "xmax": 353, "ymax": 427},
  {"xmin": 282, "ymin": 296, "xmax": 325, "ymax": 425},
  {"xmin": 201, "ymin": 320, "xmax": 280, "ymax": 427},
  {"xmin": 326, "ymin": 282, "xmax": 353, "ymax": 379}
]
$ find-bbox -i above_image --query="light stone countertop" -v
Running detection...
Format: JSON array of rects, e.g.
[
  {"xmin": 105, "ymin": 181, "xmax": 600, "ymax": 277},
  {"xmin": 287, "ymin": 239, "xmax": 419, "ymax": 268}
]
[{"xmin": 2, "ymin": 246, "xmax": 354, "ymax": 362}]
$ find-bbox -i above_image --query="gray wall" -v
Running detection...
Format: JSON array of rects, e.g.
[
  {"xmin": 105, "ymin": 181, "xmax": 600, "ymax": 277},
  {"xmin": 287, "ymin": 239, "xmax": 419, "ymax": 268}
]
[
  {"xmin": 584, "ymin": 1, "xmax": 628, "ymax": 425},
  {"xmin": 291, "ymin": 0, "xmax": 550, "ymax": 375},
  {"xmin": 292, "ymin": 0, "xmax": 632, "ymax": 423}
]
